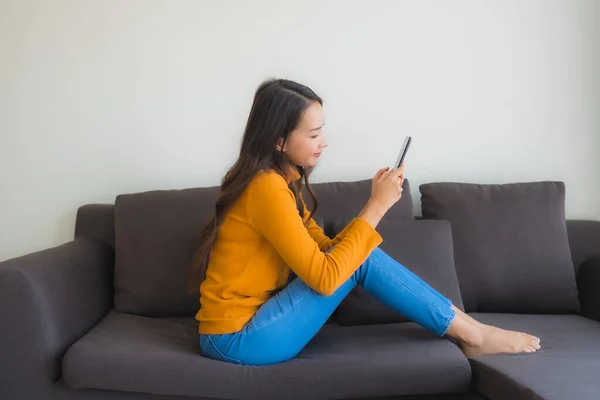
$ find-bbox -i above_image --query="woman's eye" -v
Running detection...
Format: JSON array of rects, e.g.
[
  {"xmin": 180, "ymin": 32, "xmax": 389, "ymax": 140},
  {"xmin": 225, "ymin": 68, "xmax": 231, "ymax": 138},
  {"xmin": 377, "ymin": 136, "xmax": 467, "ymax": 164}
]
[{"xmin": 311, "ymin": 134, "xmax": 319, "ymax": 139}]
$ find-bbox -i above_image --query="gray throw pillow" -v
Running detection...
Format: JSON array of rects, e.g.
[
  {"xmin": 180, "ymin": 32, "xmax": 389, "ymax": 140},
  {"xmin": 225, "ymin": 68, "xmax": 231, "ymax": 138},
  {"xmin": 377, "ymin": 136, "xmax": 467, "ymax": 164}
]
[
  {"xmin": 419, "ymin": 181, "xmax": 580, "ymax": 314},
  {"xmin": 332, "ymin": 219, "xmax": 464, "ymax": 326}
]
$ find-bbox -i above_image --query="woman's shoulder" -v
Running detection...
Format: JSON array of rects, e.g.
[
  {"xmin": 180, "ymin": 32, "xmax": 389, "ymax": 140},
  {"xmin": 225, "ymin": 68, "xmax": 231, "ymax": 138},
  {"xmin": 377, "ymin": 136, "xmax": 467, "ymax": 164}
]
[
  {"xmin": 247, "ymin": 169, "xmax": 288, "ymax": 191},
  {"xmin": 241, "ymin": 170, "xmax": 294, "ymax": 210}
]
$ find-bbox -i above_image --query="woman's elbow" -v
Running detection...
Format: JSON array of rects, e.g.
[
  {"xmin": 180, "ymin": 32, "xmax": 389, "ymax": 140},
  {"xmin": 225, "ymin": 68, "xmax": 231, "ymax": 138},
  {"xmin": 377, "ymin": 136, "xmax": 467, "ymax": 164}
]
[{"xmin": 315, "ymin": 281, "xmax": 339, "ymax": 297}]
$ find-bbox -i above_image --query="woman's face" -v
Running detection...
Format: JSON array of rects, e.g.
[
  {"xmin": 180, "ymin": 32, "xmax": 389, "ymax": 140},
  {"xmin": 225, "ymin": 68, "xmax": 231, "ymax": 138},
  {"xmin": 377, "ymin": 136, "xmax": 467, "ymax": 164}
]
[{"xmin": 276, "ymin": 101, "xmax": 328, "ymax": 168}]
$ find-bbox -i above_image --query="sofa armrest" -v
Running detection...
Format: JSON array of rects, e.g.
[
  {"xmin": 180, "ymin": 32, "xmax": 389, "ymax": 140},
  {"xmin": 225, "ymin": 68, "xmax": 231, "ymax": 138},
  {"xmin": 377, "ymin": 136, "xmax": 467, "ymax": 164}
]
[
  {"xmin": 577, "ymin": 255, "xmax": 600, "ymax": 322},
  {"xmin": 567, "ymin": 220, "xmax": 600, "ymax": 272},
  {"xmin": 0, "ymin": 239, "xmax": 113, "ymax": 400}
]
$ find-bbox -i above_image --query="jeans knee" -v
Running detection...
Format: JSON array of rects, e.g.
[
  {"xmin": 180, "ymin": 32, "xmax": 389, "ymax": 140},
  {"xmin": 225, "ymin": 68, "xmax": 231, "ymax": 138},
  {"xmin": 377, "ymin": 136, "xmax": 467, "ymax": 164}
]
[
  {"xmin": 370, "ymin": 246, "xmax": 384, "ymax": 257},
  {"xmin": 366, "ymin": 246, "xmax": 386, "ymax": 266},
  {"xmin": 353, "ymin": 247, "xmax": 383, "ymax": 282}
]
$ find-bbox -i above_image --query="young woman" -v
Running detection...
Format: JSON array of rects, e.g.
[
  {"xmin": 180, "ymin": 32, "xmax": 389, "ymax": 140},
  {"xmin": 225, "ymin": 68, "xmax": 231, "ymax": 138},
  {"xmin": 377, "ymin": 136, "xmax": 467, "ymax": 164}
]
[{"xmin": 189, "ymin": 78, "xmax": 541, "ymax": 366}]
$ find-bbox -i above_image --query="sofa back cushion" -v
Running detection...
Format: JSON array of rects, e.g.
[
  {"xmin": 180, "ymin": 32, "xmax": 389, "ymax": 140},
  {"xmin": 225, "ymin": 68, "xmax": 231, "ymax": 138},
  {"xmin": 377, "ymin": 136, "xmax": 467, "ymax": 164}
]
[
  {"xmin": 419, "ymin": 181, "xmax": 580, "ymax": 314},
  {"xmin": 305, "ymin": 178, "xmax": 414, "ymax": 233},
  {"xmin": 333, "ymin": 219, "xmax": 464, "ymax": 325},
  {"xmin": 114, "ymin": 187, "xmax": 219, "ymax": 316}
]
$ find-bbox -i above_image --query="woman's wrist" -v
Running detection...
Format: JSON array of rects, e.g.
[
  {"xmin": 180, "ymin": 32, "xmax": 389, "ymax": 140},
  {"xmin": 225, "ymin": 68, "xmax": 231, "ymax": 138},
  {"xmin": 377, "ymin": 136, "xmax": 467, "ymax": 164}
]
[{"xmin": 358, "ymin": 199, "xmax": 388, "ymax": 229}]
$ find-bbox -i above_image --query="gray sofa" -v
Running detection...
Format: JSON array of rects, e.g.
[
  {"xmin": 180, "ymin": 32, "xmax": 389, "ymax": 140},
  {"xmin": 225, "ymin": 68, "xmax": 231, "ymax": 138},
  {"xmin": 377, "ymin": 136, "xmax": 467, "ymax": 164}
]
[{"xmin": 1, "ymin": 177, "xmax": 599, "ymax": 400}]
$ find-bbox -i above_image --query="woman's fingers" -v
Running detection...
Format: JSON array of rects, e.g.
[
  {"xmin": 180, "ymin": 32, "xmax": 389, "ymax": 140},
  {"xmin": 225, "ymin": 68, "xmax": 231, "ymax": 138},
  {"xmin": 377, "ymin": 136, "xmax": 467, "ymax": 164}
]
[{"xmin": 374, "ymin": 167, "xmax": 389, "ymax": 180}]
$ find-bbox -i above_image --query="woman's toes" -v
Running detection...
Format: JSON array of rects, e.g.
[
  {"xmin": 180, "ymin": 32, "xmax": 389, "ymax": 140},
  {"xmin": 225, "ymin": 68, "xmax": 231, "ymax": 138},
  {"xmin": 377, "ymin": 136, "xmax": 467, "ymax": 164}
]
[
  {"xmin": 528, "ymin": 335, "xmax": 541, "ymax": 348},
  {"xmin": 531, "ymin": 335, "xmax": 540, "ymax": 343},
  {"xmin": 524, "ymin": 346, "xmax": 536, "ymax": 353}
]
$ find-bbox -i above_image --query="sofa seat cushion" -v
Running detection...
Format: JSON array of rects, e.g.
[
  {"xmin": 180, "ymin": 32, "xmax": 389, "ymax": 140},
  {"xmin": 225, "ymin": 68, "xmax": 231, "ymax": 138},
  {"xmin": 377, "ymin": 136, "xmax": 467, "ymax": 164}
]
[
  {"xmin": 62, "ymin": 311, "xmax": 471, "ymax": 399},
  {"xmin": 467, "ymin": 313, "xmax": 600, "ymax": 400}
]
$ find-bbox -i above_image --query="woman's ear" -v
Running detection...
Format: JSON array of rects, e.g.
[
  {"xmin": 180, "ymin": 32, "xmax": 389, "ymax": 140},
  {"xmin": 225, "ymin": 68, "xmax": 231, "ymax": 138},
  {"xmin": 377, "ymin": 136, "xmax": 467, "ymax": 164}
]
[{"xmin": 275, "ymin": 138, "xmax": 284, "ymax": 152}]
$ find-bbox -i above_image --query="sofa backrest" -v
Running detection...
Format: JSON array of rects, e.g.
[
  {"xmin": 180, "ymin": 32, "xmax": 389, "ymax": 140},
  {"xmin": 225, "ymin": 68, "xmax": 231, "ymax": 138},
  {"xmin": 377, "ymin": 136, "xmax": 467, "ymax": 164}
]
[
  {"xmin": 76, "ymin": 177, "xmax": 413, "ymax": 317},
  {"xmin": 74, "ymin": 179, "xmax": 600, "ymax": 318}
]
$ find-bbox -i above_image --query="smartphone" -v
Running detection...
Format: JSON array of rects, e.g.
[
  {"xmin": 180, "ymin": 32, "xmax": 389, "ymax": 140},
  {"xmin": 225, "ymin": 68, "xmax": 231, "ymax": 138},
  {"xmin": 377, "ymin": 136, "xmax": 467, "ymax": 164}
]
[{"xmin": 392, "ymin": 136, "xmax": 412, "ymax": 170}]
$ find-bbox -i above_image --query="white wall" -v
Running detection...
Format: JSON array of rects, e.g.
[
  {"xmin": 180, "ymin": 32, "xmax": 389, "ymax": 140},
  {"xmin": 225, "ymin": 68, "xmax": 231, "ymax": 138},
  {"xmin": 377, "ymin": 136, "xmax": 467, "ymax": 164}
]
[{"xmin": 1, "ymin": 0, "xmax": 599, "ymax": 262}]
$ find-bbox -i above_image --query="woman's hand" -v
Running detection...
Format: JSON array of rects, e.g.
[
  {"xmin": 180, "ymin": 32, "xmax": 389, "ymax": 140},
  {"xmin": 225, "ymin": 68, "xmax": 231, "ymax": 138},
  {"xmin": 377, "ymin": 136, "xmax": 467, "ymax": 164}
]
[
  {"xmin": 357, "ymin": 164, "xmax": 406, "ymax": 229},
  {"xmin": 370, "ymin": 163, "xmax": 405, "ymax": 212}
]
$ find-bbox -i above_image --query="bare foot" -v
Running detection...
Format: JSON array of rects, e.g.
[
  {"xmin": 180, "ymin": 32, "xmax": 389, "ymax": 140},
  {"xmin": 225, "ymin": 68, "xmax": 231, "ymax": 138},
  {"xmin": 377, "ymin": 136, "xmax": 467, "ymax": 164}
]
[{"xmin": 459, "ymin": 325, "xmax": 541, "ymax": 357}]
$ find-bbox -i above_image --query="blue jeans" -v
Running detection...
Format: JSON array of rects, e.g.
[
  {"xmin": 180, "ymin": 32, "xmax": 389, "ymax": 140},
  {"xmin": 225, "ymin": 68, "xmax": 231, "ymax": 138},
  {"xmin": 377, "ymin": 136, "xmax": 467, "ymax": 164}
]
[{"xmin": 199, "ymin": 247, "xmax": 456, "ymax": 366}]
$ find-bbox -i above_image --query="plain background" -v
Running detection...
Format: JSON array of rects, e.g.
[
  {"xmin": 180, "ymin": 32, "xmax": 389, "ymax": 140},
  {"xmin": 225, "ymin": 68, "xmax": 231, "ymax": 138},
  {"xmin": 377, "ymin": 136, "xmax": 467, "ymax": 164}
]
[{"xmin": 1, "ymin": 0, "xmax": 599, "ymax": 262}]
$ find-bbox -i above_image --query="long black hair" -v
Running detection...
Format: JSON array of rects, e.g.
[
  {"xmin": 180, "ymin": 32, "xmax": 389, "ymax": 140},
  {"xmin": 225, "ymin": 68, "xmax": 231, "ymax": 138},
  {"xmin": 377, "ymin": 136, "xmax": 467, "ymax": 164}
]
[{"xmin": 188, "ymin": 78, "xmax": 323, "ymax": 293}]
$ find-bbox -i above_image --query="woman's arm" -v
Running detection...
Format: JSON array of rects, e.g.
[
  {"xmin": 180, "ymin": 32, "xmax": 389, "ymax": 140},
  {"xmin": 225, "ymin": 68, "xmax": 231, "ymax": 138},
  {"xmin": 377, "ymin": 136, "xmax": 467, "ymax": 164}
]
[
  {"xmin": 302, "ymin": 197, "xmax": 386, "ymax": 251},
  {"xmin": 301, "ymin": 196, "xmax": 357, "ymax": 251},
  {"xmin": 246, "ymin": 172, "xmax": 383, "ymax": 296}
]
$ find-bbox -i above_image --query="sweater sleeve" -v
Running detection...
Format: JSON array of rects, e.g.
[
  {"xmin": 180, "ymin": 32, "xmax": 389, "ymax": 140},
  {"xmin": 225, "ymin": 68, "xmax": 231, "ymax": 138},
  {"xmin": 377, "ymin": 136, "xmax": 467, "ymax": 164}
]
[
  {"xmin": 301, "ymin": 195, "xmax": 358, "ymax": 252},
  {"xmin": 246, "ymin": 172, "xmax": 383, "ymax": 296}
]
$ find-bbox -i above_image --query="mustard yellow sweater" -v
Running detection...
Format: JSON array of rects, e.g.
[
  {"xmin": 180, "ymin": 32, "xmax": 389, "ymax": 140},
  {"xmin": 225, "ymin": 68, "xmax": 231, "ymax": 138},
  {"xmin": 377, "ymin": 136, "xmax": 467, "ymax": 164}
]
[{"xmin": 195, "ymin": 168, "xmax": 383, "ymax": 334}]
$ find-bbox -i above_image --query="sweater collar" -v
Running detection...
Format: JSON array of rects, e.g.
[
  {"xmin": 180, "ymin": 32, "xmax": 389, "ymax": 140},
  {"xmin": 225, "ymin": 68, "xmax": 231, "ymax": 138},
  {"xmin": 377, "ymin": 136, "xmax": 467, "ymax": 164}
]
[{"xmin": 284, "ymin": 165, "xmax": 302, "ymax": 184}]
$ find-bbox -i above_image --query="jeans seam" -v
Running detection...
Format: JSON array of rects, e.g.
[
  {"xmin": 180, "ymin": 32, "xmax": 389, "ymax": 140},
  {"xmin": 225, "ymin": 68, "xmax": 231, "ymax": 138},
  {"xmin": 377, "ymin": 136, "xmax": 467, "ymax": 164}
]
[
  {"xmin": 369, "ymin": 254, "xmax": 453, "ymax": 321},
  {"xmin": 439, "ymin": 310, "xmax": 456, "ymax": 336},
  {"xmin": 244, "ymin": 285, "xmax": 312, "ymax": 334},
  {"xmin": 207, "ymin": 335, "xmax": 243, "ymax": 365}
]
